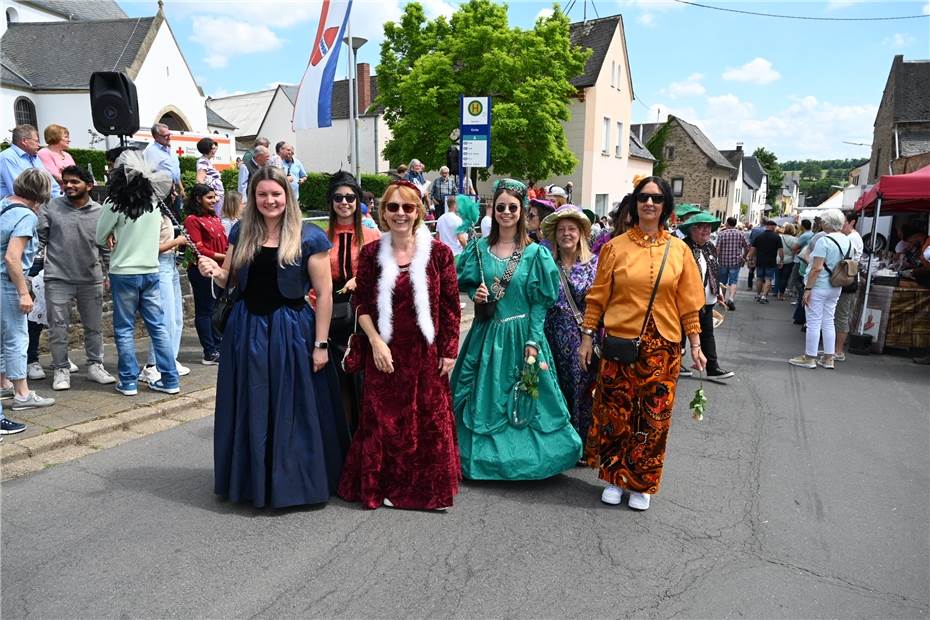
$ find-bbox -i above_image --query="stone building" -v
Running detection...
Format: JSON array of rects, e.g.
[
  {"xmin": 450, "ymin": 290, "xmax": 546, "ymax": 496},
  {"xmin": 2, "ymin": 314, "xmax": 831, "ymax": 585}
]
[{"xmin": 868, "ymin": 55, "xmax": 930, "ymax": 183}]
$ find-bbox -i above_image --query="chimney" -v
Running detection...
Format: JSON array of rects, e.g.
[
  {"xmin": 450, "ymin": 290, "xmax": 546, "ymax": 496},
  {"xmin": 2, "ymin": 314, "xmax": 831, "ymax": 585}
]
[
  {"xmin": 736, "ymin": 141, "xmax": 743, "ymax": 155},
  {"xmin": 357, "ymin": 63, "xmax": 371, "ymax": 115}
]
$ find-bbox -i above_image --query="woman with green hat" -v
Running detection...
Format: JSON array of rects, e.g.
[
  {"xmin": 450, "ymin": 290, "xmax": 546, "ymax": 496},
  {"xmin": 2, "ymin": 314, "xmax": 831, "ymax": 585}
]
[
  {"xmin": 541, "ymin": 204, "xmax": 600, "ymax": 447},
  {"xmin": 680, "ymin": 212, "xmax": 734, "ymax": 379},
  {"xmin": 673, "ymin": 203, "xmax": 703, "ymax": 239}
]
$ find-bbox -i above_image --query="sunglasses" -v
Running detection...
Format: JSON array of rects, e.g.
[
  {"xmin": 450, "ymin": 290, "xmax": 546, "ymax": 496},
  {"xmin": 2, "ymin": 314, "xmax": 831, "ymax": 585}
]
[
  {"xmin": 385, "ymin": 202, "xmax": 418, "ymax": 214},
  {"xmin": 333, "ymin": 193, "xmax": 357, "ymax": 203},
  {"xmin": 636, "ymin": 193, "xmax": 666, "ymax": 205},
  {"xmin": 495, "ymin": 203, "xmax": 520, "ymax": 213}
]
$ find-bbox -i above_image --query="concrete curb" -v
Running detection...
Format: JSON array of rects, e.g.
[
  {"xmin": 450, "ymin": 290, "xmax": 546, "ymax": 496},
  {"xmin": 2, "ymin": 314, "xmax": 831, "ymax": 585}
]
[{"xmin": 1, "ymin": 387, "xmax": 215, "ymax": 468}]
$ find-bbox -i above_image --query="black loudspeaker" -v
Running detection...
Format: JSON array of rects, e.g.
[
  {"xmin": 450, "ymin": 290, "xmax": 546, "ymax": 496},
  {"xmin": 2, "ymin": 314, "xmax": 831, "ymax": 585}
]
[{"xmin": 89, "ymin": 72, "xmax": 140, "ymax": 136}]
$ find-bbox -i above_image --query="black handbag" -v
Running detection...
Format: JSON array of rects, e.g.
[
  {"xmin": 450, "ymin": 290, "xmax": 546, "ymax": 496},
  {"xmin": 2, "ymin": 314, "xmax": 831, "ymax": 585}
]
[
  {"xmin": 601, "ymin": 239, "xmax": 671, "ymax": 364},
  {"xmin": 211, "ymin": 278, "xmax": 239, "ymax": 335},
  {"xmin": 473, "ymin": 241, "xmax": 521, "ymax": 321}
]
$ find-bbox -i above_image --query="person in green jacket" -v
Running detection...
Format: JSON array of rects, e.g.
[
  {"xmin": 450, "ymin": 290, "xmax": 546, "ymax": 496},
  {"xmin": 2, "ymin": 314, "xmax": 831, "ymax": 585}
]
[{"xmin": 451, "ymin": 178, "xmax": 581, "ymax": 480}]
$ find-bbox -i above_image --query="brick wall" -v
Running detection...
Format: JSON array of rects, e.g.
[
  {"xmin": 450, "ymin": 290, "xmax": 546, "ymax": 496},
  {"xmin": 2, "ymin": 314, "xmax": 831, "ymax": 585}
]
[{"xmin": 870, "ymin": 64, "xmax": 896, "ymax": 183}]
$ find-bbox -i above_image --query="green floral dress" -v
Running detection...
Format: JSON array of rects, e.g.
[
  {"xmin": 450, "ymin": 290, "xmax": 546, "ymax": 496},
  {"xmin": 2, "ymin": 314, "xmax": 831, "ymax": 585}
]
[{"xmin": 452, "ymin": 239, "xmax": 582, "ymax": 480}]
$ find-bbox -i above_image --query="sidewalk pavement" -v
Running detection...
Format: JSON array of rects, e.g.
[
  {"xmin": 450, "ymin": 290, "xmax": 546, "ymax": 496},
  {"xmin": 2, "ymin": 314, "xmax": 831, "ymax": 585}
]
[
  {"xmin": 1, "ymin": 333, "xmax": 218, "ymax": 480},
  {"xmin": 1, "ymin": 296, "xmax": 476, "ymax": 480}
]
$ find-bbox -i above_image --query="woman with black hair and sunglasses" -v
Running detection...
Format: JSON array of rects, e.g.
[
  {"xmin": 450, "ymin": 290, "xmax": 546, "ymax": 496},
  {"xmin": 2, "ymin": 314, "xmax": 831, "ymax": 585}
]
[
  {"xmin": 324, "ymin": 171, "xmax": 380, "ymax": 432},
  {"xmin": 578, "ymin": 176, "xmax": 705, "ymax": 511},
  {"xmin": 451, "ymin": 179, "xmax": 582, "ymax": 481},
  {"xmin": 338, "ymin": 179, "xmax": 461, "ymax": 510}
]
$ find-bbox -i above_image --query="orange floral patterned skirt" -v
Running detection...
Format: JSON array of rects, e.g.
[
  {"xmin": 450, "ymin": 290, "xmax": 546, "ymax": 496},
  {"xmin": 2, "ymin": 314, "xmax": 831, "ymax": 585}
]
[{"xmin": 585, "ymin": 319, "xmax": 681, "ymax": 494}]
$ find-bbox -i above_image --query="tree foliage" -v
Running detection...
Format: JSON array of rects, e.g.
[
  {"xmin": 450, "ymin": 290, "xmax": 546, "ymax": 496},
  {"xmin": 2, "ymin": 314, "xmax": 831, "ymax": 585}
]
[
  {"xmin": 752, "ymin": 146, "xmax": 785, "ymax": 207},
  {"xmin": 781, "ymin": 158, "xmax": 868, "ymax": 172},
  {"xmin": 376, "ymin": 0, "xmax": 590, "ymax": 181}
]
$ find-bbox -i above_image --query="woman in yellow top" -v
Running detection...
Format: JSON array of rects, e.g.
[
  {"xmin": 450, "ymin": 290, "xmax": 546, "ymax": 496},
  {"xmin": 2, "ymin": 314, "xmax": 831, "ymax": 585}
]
[{"xmin": 578, "ymin": 176, "xmax": 706, "ymax": 511}]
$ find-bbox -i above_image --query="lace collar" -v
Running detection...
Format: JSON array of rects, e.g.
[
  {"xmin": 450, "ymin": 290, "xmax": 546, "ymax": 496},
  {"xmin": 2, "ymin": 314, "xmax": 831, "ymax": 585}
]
[{"xmin": 628, "ymin": 226, "xmax": 669, "ymax": 248}]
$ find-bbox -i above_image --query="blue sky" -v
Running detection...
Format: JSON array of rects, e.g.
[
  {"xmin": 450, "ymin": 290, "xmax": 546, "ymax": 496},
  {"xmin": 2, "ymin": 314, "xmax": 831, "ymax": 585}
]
[{"xmin": 120, "ymin": 0, "xmax": 930, "ymax": 161}]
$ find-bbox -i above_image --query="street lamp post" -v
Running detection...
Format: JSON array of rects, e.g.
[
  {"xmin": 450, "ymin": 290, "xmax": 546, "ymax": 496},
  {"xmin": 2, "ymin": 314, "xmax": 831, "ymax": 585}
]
[{"xmin": 343, "ymin": 34, "xmax": 367, "ymax": 180}]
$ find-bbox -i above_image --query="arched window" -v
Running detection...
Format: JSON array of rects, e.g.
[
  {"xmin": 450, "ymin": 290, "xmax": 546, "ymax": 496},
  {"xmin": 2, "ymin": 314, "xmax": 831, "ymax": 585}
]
[
  {"xmin": 158, "ymin": 112, "xmax": 189, "ymax": 131},
  {"xmin": 6, "ymin": 7, "xmax": 19, "ymax": 24},
  {"xmin": 13, "ymin": 97, "xmax": 37, "ymax": 128}
]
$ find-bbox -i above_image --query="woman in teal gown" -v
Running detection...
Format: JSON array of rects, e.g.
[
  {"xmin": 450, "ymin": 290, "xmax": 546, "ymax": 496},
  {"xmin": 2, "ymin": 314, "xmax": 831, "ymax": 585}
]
[{"xmin": 451, "ymin": 179, "xmax": 582, "ymax": 480}]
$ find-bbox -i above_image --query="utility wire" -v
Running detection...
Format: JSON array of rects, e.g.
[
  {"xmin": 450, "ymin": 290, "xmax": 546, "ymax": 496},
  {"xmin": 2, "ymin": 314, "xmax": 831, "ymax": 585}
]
[{"xmin": 672, "ymin": 0, "xmax": 929, "ymax": 21}]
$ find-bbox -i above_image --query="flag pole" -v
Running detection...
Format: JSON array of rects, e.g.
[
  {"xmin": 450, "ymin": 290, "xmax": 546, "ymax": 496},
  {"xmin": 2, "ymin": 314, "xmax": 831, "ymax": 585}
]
[{"xmin": 345, "ymin": 19, "xmax": 356, "ymax": 176}]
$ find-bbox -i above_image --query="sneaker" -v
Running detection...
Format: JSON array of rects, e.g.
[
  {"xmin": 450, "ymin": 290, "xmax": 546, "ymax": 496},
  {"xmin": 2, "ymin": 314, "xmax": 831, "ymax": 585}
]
[
  {"xmin": 87, "ymin": 362, "xmax": 116, "ymax": 385},
  {"xmin": 201, "ymin": 352, "xmax": 220, "ymax": 366},
  {"xmin": 913, "ymin": 356, "xmax": 930, "ymax": 365},
  {"xmin": 175, "ymin": 361, "xmax": 191, "ymax": 377},
  {"xmin": 817, "ymin": 355, "xmax": 835, "ymax": 370},
  {"xmin": 628, "ymin": 491, "xmax": 651, "ymax": 511},
  {"xmin": 68, "ymin": 359, "xmax": 78, "ymax": 372},
  {"xmin": 0, "ymin": 418, "xmax": 27, "ymax": 435},
  {"xmin": 149, "ymin": 379, "xmax": 180, "ymax": 395},
  {"xmin": 52, "ymin": 368, "xmax": 71, "ymax": 391},
  {"xmin": 788, "ymin": 354, "xmax": 817, "ymax": 369},
  {"xmin": 601, "ymin": 485, "xmax": 623, "ymax": 505},
  {"xmin": 679, "ymin": 366, "xmax": 692, "ymax": 378},
  {"xmin": 137, "ymin": 365, "xmax": 161, "ymax": 384},
  {"xmin": 706, "ymin": 367, "xmax": 735, "ymax": 379},
  {"xmin": 382, "ymin": 497, "xmax": 395, "ymax": 508},
  {"xmin": 833, "ymin": 352, "xmax": 846, "ymax": 362},
  {"xmin": 115, "ymin": 382, "xmax": 138, "ymax": 396},
  {"xmin": 27, "ymin": 362, "xmax": 45, "ymax": 380},
  {"xmin": 0, "ymin": 385, "xmax": 13, "ymax": 399},
  {"xmin": 10, "ymin": 391, "xmax": 55, "ymax": 410},
  {"xmin": 759, "ymin": 296, "xmax": 769, "ymax": 304},
  {"xmin": 725, "ymin": 300, "xmax": 736, "ymax": 311}
]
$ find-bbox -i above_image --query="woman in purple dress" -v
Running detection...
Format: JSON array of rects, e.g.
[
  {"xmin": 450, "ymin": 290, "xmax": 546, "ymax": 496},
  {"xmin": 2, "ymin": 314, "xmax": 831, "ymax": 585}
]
[{"xmin": 541, "ymin": 204, "xmax": 599, "ymax": 447}]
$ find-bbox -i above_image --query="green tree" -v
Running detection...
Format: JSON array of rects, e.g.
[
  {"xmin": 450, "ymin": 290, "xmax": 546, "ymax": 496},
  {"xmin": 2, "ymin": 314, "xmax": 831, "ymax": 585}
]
[
  {"xmin": 376, "ymin": 1, "xmax": 589, "ymax": 181},
  {"xmin": 753, "ymin": 146, "xmax": 785, "ymax": 207}
]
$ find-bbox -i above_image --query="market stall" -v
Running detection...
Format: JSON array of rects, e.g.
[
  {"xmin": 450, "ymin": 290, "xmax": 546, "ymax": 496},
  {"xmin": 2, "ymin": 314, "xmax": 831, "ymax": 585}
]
[{"xmin": 853, "ymin": 165, "xmax": 930, "ymax": 353}]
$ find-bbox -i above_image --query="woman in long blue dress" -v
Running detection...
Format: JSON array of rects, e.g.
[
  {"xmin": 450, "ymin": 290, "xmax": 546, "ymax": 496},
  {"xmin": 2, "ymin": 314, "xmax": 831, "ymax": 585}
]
[
  {"xmin": 540, "ymin": 204, "xmax": 599, "ymax": 445},
  {"xmin": 451, "ymin": 179, "xmax": 581, "ymax": 480},
  {"xmin": 198, "ymin": 167, "xmax": 349, "ymax": 508}
]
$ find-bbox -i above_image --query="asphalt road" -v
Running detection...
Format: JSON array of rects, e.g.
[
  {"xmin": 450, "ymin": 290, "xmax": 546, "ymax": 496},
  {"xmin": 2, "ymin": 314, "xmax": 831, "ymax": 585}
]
[{"xmin": 2, "ymin": 286, "xmax": 928, "ymax": 619}]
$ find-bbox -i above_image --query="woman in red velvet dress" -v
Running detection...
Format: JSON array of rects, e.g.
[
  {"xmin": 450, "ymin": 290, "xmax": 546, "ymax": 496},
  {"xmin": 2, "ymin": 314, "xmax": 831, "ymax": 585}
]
[{"xmin": 338, "ymin": 180, "xmax": 462, "ymax": 510}]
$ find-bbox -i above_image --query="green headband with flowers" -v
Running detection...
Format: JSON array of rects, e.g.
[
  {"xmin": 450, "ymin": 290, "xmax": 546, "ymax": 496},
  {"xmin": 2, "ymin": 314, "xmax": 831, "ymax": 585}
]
[{"xmin": 493, "ymin": 178, "xmax": 528, "ymax": 206}]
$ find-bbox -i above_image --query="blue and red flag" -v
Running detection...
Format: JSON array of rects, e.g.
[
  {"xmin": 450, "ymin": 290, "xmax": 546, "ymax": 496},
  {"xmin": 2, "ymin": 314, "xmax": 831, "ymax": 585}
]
[{"xmin": 293, "ymin": 0, "xmax": 353, "ymax": 130}]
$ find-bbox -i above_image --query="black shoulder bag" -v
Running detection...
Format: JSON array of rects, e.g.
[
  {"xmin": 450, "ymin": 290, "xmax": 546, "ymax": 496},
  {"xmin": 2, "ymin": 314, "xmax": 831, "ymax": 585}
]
[
  {"xmin": 473, "ymin": 243, "xmax": 522, "ymax": 321},
  {"xmin": 601, "ymin": 239, "xmax": 671, "ymax": 364}
]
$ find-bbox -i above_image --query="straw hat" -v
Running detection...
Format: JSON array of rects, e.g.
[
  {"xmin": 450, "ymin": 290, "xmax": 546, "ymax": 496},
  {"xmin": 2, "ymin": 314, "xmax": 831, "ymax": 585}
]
[{"xmin": 541, "ymin": 203, "xmax": 592, "ymax": 241}]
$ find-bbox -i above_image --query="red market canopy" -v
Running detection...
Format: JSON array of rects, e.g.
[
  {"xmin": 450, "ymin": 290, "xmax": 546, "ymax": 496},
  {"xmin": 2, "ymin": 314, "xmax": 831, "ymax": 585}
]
[{"xmin": 855, "ymin": 165, "xmax": 930, "ymax": 215}]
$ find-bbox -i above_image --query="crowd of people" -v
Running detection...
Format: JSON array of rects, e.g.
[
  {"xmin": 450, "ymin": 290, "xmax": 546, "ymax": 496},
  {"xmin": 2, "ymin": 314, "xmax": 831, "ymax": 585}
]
[{"xmin": 4, "ymin": 119, "xmax": 925, "ymax": 514}]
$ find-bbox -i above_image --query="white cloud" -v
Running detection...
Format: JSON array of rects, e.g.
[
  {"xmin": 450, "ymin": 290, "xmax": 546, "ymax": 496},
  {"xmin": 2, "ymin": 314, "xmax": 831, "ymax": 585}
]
[
  {"xmin": 722, "ymin": 57, "xmax": 781, "ymax": 85},
  {"xmin": 666, "ymin": 73, "xmax": 705, "ymax": 98},
  {"xmin": 191, "ymin": 16, "xmax": 283, "ymax": 68},
  {"xmin": 535, "ymin": 8, "xmax": 554, "ymax": 21},
  {"xmin": 208, "ymin": 88, "xmax": 248, "ymax": 98},
  {"xmin": 638, "ymin": 13, "xmax": 655, "ymax": 26},
  {"xmin": 827, "ymin": 0, "xmax": 865, "ymax": 9},
  {"xmin": 883, "ymin": 33, "xmax": 915, "ymax": 48},
  {"xmin": 924, "ymin": 1, "xmax": 930, "ymax": 15}
]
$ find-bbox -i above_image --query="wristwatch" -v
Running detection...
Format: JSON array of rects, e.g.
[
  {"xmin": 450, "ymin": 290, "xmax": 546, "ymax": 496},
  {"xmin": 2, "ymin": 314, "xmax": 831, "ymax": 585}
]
[
  {"xmin": 581, "ymin": 327, "xmax": 596, "ymax": 337},
  {"xmin": 314, "ymin": 341, "xmax": 329, "ymax": 350}
]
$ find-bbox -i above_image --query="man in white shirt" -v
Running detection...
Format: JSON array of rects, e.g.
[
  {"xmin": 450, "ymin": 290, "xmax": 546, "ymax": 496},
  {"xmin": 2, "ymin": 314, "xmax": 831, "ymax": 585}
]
[
  {"xmin": 435, "ymin": 195, "xmax": 467, "ymax": 257},
  {"xmin": 832, "ymin": 211, "xmax": 865, "ymax": 360},
  {"xmin": 480, "ymin": 203, "xmax": 492, "ymax": 237}
]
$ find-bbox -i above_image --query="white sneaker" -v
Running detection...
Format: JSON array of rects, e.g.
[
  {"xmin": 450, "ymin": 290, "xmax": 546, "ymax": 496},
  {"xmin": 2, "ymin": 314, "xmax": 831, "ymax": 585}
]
[
  {"xmin": 87, "ymin": 362, "xmax": 116, "ymax": 385},
  {"xmin": 601, "ymin": 485, "xmax": 624, "ymax": 505},
  {"xmin": 68, "ymin": 359, "xmax": 78, "ymax": 372},
  {"xmin": 382, "ymin": 497, "xmax": 395, "ymax": 508},
  {"xmin": 175, "ymin": 361, "xmax": 191, "ymax": 377},
  {"xmin": 137, "ymin": 365, "xmax": 161, "ymax": 384},
  {"xmin": 27, "ymin": 362, "xmax": 46, "ymax": 380},
  {"xmin": 52, "ymin": 368, "xmax": 71, "ymax": 391},
  {"xmin": 628, "ymin": 491, "xmax": 651, "ymax": 511}
]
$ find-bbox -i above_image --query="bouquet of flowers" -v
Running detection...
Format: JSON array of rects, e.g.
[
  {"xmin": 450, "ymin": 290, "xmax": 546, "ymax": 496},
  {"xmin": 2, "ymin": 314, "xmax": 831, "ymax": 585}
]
[
  {"xmin": 689, "ymin": 385, "xmax": 708, "ymax": 421},
  {"xmin": 508, "ymin": 353, "xmax": 549, "ymax": 428}
]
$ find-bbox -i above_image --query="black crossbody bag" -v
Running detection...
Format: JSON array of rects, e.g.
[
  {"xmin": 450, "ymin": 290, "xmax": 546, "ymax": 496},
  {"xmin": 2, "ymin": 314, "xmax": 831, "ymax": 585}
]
[
  {"xmin": 601, "ymin": 239, "xmax": 671, "ymax": 364},
  {"xmin": 473, "ymin": 242, "xmax": 522, "ymax": 321}
]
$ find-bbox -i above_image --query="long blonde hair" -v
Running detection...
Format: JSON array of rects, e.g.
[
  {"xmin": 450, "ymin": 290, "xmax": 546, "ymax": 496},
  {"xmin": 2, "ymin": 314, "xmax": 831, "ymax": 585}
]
[{"xmin": 231, "ymin": 167, "xmax": 302, "ymax": 270}]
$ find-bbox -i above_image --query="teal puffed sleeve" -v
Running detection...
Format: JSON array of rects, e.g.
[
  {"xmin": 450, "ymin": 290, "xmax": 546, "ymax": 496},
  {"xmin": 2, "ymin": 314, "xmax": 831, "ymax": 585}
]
[
  {"xmin": 525, "ymin": 244, "xmax": 560, "ymax": 349},
  {"xmin": 457, "ymin": 237, "xmax": 484, "ymax": 299}
]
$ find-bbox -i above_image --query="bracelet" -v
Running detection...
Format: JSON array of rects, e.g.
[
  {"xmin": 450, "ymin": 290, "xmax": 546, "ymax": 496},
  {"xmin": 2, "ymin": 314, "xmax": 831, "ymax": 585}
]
[
  {"xmin": 580, "ymin": 327, "xmax": 596, "ymax": 337},
  {"xmin": 804, "ymin": 287, "xmax": 812, "ymax": 291}
]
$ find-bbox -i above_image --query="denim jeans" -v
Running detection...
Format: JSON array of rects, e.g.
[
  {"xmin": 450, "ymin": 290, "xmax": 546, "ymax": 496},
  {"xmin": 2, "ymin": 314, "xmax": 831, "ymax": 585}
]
[
  {"xmin": 45, "ymin": 279, "xmax": 104, "ymax": 368},
  {"xmin": 1, "ymin": 278, "xmax": 28, "ymax": 381},
  {"xmin": 187, "ymin": 266, "xmax": 219, "ymax": 358},
  {"xmin": 109, "ymin": 273, "xmax": 179, "ymax": 389},
  {"xmin": 147, "ymin": 253, "xmax": 183, "ymax": 365}
]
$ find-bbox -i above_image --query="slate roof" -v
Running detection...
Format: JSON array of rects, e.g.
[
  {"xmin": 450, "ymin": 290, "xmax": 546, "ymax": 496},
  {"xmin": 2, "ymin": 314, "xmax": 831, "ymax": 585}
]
[
  {"xmin": 628, "ymin": 133, "xmax": 655, "ymax": 161},
  {"xmin": 630, "ymin": 123, "xmax": 662, "ymax": 146},
  {"xmin": 889, "ymin": 56, "xmax": 930, "ymax": 122},
  {"xmin": 671, "ymin": 116, "xmax": 734, "ymax": 170},
  {"xmin": 206, "ymin": 106, "xmax": 236, "ymax": 130},
  {"xmin": 569, "ymin": 15, "xmax": 621, "ymax": 89},
  {"xmin": 0, "ymin": 17, "xmax": 156, "ymax": 89},
  {"xmin": 742, "ymin": 156, "xmax": 766, "ymax": 190},
  {"xmin": 20, "ymin": 0, "xmax": 127, "ymax": 21},
  {"xmin": 206, "ymin": 90, "xmax": 276, "ymax": 137},
  {"xmin": 719, "ymin": 148, "xmax": 744, "ymax": 180}
]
